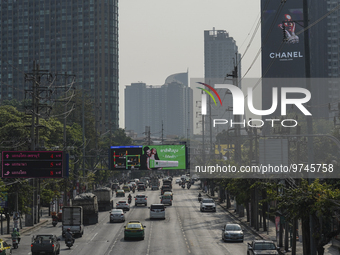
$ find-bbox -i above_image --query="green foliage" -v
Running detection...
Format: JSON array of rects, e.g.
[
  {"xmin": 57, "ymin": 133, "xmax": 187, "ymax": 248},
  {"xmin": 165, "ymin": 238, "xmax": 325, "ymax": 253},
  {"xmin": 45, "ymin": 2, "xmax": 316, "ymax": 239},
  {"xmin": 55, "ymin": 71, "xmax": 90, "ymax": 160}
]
[{"xmin": 274, "ymin": 179, "xmax": 340, "ymax": 252}]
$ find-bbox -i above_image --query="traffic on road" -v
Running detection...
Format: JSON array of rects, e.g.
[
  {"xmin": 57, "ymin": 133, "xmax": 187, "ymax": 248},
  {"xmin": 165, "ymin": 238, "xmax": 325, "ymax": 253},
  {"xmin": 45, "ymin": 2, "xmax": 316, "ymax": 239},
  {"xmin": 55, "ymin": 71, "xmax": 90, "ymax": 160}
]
[{"xmin": 7, "ymin": 177, "xmax": 260, "ymax": 255}]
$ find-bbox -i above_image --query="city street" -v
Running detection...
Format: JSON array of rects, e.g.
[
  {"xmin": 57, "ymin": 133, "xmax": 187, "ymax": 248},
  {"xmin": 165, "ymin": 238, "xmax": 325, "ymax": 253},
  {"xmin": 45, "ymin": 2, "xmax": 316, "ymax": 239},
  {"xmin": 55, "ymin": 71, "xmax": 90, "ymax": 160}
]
[{"xmin": 12, "ymin": 180, "xmax": 258, "ymax": 255}]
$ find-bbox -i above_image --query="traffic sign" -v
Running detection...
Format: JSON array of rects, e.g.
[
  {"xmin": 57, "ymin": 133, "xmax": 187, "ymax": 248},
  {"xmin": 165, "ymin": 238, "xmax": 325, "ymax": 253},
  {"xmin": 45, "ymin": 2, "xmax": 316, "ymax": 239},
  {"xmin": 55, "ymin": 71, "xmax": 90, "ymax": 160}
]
[{"xmin": 2, "ymin": 151, "xmax": 65, "ymax": 178}]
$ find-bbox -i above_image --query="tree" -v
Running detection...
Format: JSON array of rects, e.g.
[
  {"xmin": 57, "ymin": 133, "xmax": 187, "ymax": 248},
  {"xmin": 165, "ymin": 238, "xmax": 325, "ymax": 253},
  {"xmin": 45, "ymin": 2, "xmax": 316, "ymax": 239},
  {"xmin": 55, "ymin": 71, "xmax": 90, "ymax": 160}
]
[{"xmin": 275, "ymin": 179, "xmax": 340, "ymax": 255}]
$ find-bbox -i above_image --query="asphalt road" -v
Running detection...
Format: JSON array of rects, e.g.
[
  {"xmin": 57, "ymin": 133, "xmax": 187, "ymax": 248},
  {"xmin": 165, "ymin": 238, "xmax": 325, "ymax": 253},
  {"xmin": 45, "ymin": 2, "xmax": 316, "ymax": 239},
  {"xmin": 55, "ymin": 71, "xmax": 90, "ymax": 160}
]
[{"xmin": 12, "ymin": 179, "xmax": 257, "ymax": 255}]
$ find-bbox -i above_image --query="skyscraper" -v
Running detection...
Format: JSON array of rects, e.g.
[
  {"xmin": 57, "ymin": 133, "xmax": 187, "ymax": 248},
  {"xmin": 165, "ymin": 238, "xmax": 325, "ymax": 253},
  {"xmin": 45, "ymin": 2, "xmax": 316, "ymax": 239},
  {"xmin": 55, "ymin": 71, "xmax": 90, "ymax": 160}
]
[
  {"xmin": 203, "ymin": 28, "xmax": 241, "ymax": 139},
  {"xmin": 125, "ymin": 72, "xmax": 193, "ymax": 139},
  {"xmin": 0, "ymin": 0, "xmax": 119, "ymax": 132}
]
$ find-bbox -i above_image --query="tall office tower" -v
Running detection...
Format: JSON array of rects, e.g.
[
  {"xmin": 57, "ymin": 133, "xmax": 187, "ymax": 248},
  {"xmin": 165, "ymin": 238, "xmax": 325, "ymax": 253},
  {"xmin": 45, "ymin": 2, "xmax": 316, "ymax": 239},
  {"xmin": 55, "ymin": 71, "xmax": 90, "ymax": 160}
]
[
  {"xmin": 324, "ymin": 0, "xmax": 340, "ymax": 119},
  {"xmin": 0, "ymin": 0, "xmax": 119, "ymax": 132},
  {"xmin": 203, "ymin": 28, "xmax": 241, "ymax": 140},
  {"xmin": 125, "ymin": 72, "xmax": 193, "ymax": 139}
]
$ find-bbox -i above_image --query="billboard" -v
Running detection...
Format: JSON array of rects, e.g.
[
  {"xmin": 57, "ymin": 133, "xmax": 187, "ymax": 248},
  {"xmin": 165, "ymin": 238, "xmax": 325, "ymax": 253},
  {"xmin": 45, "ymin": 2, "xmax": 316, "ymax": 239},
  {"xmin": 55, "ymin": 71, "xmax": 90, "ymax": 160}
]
[
  {"xmin": 261, "ymin": 0, "xmax": 305, "ymax": 78},
  {"xmin": 110, "ymin": 145, "xmax": 187, "ymax": 170}
]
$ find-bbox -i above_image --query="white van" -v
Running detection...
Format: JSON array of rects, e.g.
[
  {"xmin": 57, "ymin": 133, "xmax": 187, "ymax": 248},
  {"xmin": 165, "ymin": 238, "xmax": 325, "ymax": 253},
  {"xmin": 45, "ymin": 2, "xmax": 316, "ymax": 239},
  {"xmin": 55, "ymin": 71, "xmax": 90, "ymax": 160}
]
[{"xmin": 149, "ymin": 204, "xmax": 166, "ymax": 219}]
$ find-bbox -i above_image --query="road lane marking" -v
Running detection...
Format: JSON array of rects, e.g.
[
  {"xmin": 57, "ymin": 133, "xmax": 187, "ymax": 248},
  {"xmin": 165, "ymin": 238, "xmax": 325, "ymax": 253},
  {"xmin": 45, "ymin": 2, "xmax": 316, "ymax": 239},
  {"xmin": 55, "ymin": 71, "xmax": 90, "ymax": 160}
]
[
  {"xmin": 106, "ymin": 228, "xmax": 123, "ymax": 255},
  {"xmin": 90, "ymin": 232, "xmax": 98, "ymax": 242},
  {"xmin": 146, "ymin": 221, "xmax": 153, "ymax": 255}
]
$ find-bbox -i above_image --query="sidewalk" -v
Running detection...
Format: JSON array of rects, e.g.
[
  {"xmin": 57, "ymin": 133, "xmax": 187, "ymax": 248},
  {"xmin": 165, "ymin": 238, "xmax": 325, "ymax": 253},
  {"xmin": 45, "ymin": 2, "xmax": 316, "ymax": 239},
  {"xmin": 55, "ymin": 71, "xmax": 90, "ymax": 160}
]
[
  {"xmin": 202, "ymin": 189, "xmax": 339, "ymax": 255},
  {"xmin": 0, "ymin": 207, "xmax": 51, "ymax": 242}
]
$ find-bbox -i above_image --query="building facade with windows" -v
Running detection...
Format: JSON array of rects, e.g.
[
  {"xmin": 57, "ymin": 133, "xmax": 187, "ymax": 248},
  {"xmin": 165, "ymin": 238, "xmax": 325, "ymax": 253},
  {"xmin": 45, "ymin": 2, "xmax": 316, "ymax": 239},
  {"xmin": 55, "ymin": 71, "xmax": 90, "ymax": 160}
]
[
  {"xmin": 0, "ymin": 0, "xmax": 119, "ymax": 132},
  {"xmin": 203, "ymin": 28, "xmax": 241, "ymax": 139},
  {"xmin": 125, "ymin": 72, "xmax": 193, "ymax": 139}
]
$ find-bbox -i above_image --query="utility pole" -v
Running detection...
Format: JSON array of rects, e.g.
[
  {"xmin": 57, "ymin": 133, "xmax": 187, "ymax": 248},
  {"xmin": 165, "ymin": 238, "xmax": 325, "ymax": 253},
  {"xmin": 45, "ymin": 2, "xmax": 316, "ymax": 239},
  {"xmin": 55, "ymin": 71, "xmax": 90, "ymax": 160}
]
[
  {"xmin": 25, "ymin": 61, "xmax": 52, "ymax": 226},
  {"xmin": 161, "ymin": 121, "xmax": 164, "ymax": 144},
  {"xmin": 227, "ymin": 53, "xmax": 242, "ymax": 164},
  {"xmin": 302, "ymin": 0, "xmax": 316, "ymax": 254},
  {"xmin": 82, "ymin": 90, "xmax": 86, "ymax": 193}
]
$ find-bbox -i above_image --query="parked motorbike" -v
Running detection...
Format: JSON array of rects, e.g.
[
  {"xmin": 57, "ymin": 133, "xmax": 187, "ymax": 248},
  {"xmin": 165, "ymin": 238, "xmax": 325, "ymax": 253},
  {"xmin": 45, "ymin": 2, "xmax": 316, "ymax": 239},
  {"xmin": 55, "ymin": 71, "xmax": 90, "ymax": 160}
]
[
  {"xmin": 65, "ymin": 239, "xmax": 74, "ymax": 249},
  {"xmin": 12, "ymin": 237, "xmax": 19, "ymax": 249}
]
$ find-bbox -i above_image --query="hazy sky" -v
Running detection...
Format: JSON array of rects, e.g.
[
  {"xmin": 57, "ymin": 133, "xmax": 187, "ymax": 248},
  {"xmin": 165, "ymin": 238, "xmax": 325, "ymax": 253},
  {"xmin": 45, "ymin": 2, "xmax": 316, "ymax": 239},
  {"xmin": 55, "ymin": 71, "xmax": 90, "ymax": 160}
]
[{"xmin": 119, "ymin": 1, "xmax": 262, "ymax": 128}]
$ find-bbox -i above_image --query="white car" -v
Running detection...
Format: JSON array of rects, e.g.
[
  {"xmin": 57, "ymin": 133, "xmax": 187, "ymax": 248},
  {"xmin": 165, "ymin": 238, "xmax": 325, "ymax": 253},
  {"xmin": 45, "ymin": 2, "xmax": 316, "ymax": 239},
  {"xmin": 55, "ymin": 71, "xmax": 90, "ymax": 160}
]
[
  {"xmin": 110, "ymin": 209, "xmax": 125, "ymax": 223},
  {"xmin": 149, "ymin": 204, "xmax": 166, "ymax": 219},
  {"xmin": 200, "ymin": 198, "xmax": 216, "ymax": 212},
  {"xmin": 116, "ymin": 200, "xmax": 130, "ymax": 211},
  {"xmin": 135, "ymin": 194, "xmax": 148, "ymax": 206},
  {"xmin": 175, "ymin": 179, "xmax": 181, "ymax": 184}
]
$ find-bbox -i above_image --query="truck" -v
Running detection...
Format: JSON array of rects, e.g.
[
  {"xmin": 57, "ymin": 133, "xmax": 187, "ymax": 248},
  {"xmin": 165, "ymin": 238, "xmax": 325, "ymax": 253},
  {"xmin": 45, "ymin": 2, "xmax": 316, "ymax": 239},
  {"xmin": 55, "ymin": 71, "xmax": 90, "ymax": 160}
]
[
  {"xmin": 62, "ymin": 206, "xmax": 84, "ymax": 237},
  {"xmin": 72, "ymin": 193, "xmax": 99, "ymax": 225},
  {"xmin": 150, "ymin": 177, "xmax": 159, "ymax": 190},
  {"xmin": 31, "ymin": 234, "xmax": 60, "ymax": 255},
  {"xmin": 93, "ymin": 187, "xmax": 114, "ymax": 211}
]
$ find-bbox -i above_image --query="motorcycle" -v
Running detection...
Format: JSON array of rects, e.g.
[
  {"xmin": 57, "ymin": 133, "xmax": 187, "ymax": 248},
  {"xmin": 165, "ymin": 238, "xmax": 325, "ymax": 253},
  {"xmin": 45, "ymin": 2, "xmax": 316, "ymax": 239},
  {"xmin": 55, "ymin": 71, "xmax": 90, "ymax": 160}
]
[
  {"xmin": 12, "ymin": 237, "xmax": 19, "ymax": 249},
  {"xmin": 132, "ymin": 188, "xmax": 135, "ymax": 193},
  {"xmin": 187, "ymin": 184, "xmax": 191, "ymax": 189},
  {"xmin": 65, "ymin": 239, "xmax": 74, "ymax": 249},
  {"xmin": 198, "ymin": 196, "xmax": 202, "ymax": 202},
  {"xmin": 181, "ymin": 184, "xmax": 185, "ymax": 189},
  {"xmin": 52, "ymin": 219, "xmax": 58, "ymax": 227},
  {"xmin": 128, "ymin": 197, "xmax": 132, "ymax": 204}
]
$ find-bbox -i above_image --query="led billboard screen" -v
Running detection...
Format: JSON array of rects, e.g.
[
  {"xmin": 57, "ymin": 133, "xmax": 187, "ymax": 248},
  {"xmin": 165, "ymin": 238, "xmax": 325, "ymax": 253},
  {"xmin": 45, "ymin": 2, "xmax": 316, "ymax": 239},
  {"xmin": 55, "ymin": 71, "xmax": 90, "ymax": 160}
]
[
  {"xmin": 110, "ymin": 145, "xmax": 187, "ymax": 170},
  {"xmin": 2, "ymin": 151, "xmax": 65, "ymax": 178}
]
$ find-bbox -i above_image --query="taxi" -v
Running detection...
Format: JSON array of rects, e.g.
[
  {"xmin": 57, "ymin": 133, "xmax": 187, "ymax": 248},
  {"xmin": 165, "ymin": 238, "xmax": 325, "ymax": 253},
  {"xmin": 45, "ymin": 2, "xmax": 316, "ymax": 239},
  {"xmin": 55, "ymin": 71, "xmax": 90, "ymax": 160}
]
[
  {"xmin": 0, "ymin": 239, "xmax": 11, "ymax": 255},
  {"xmin": 160, "ymin": 194, "xmax": 172, "ymax": 206},
  {"xmin": 124, "ymin": 221, "xmax": 146, "ymax": 240},
  {"xmin": 163, "ymin": 191, "xmax": 173, "ymax": 200},
  {"xmin": 116, "ymin": 189, "xmax": 125, "ymax": 197},
  {"xmin": 122, "ymin": 185, "xmax": 130, "ymax": 192}
]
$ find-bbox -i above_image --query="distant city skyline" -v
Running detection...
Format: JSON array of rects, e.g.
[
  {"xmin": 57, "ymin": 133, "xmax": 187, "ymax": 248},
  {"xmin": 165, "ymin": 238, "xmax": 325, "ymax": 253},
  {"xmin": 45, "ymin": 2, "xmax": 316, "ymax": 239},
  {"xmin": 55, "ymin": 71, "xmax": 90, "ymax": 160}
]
[
  {"xmin": 125, "ymin": 71, "xmax": 193, "ymax": 138},
  {"xmin": 119, "ymin": 1, "xmax": 262, "ymax": 128}
]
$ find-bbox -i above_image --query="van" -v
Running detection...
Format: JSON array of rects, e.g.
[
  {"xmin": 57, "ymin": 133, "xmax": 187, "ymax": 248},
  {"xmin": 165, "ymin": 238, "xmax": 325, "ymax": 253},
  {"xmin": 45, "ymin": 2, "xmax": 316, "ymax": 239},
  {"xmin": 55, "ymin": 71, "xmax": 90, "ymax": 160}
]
[{"xmin": 149, "ymin": 204, "xmax": 166, "ymax": 219}]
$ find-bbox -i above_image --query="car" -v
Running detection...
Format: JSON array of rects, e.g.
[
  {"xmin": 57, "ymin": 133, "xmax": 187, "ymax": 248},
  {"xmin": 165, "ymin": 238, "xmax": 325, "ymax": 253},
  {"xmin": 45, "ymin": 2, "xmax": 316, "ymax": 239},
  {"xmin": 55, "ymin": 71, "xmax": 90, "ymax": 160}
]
[
  {"xmin": 221, "ymin": 224, "xmax": 244, "ymax": 242},
  {"xmin": 123, "ymin": 185, "xmax": 130, "ymax": 192},
  {"xmin": 116, "ymin": 200, "xmax": 130, "ymax": 211},
  {"xmin": 116, "ymin": 189, "xmax": 125, "ymax": 197},
  {"xmin": 161, "ymin": 185, "xmax": 171, "ymax": 195},
  {"xmin": 149, "ymin": 204, "xmax": 166, "ymax": 219},
  {"xmin": 110, "ymin": 209, "xmax": 125, "ymax": 223},
  {"xmin": 112, "ymin": 183, "xmax": 120, "ymax": 191},
  {"xmin": 247, "ymin": 240, "xmax": 280, "ymax": 255},
  {"xmin": 0, "ymin": 239, "xmax": 11, "ymax": 255},
  {"xmin": 124, "ymin": 221, "xmax": 146, "ymax": 240},
  {"xmin": 137, "ymin": 183, "xmax": 146, "ymax": 191},
  {"xmin": 128, "ymin": 181, "xmax": 136, "ymax": 188},
  {"xmin": 31, "ymin": 235, "xmax": 60, "ymax": 255},
  {"xmin": 200, "ymin": 198, "xmax": 216, "ymax": 212},
  {"xmin": 175, "ymin": 178, "xmax": 181, "ymax": 184},
  {"xmin": 163, "ymin": 191, "xmax": 173, "ymax": 200},
  {"xmin": 160, "ymin": 195, "xmax": 172, "ymax": 205},
  {"xmin": 135, "ymin": 194, "xmax": 148, "ymax": 206}
]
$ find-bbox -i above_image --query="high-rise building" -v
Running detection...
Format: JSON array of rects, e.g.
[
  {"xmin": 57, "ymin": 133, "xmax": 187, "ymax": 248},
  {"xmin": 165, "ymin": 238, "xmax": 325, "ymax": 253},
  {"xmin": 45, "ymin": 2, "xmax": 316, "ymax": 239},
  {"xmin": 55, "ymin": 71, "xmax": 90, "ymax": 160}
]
[
  {"xmin": 0, "ymin": 0, "xmax": 119, "ymax": 132},
  {"xmin": 261, "ymin": 1, "xmax": 337, "ymax": 121},
  {"xmin": 203, "ymin": 28, "xmax": 241, "ymax": 139},
  {"xmin": 125, "ymin": 72, "xmax": 193, "ymax": 139}
]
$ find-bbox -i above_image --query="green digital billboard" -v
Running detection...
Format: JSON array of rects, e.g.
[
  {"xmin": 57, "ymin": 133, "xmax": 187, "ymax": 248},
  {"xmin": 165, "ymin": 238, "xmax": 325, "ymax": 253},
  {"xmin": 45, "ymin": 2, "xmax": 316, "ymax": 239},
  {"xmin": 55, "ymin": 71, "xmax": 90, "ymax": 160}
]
[{"xmin": 110, "ymin": 145, "xmax": 186, "ymax": 170}]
